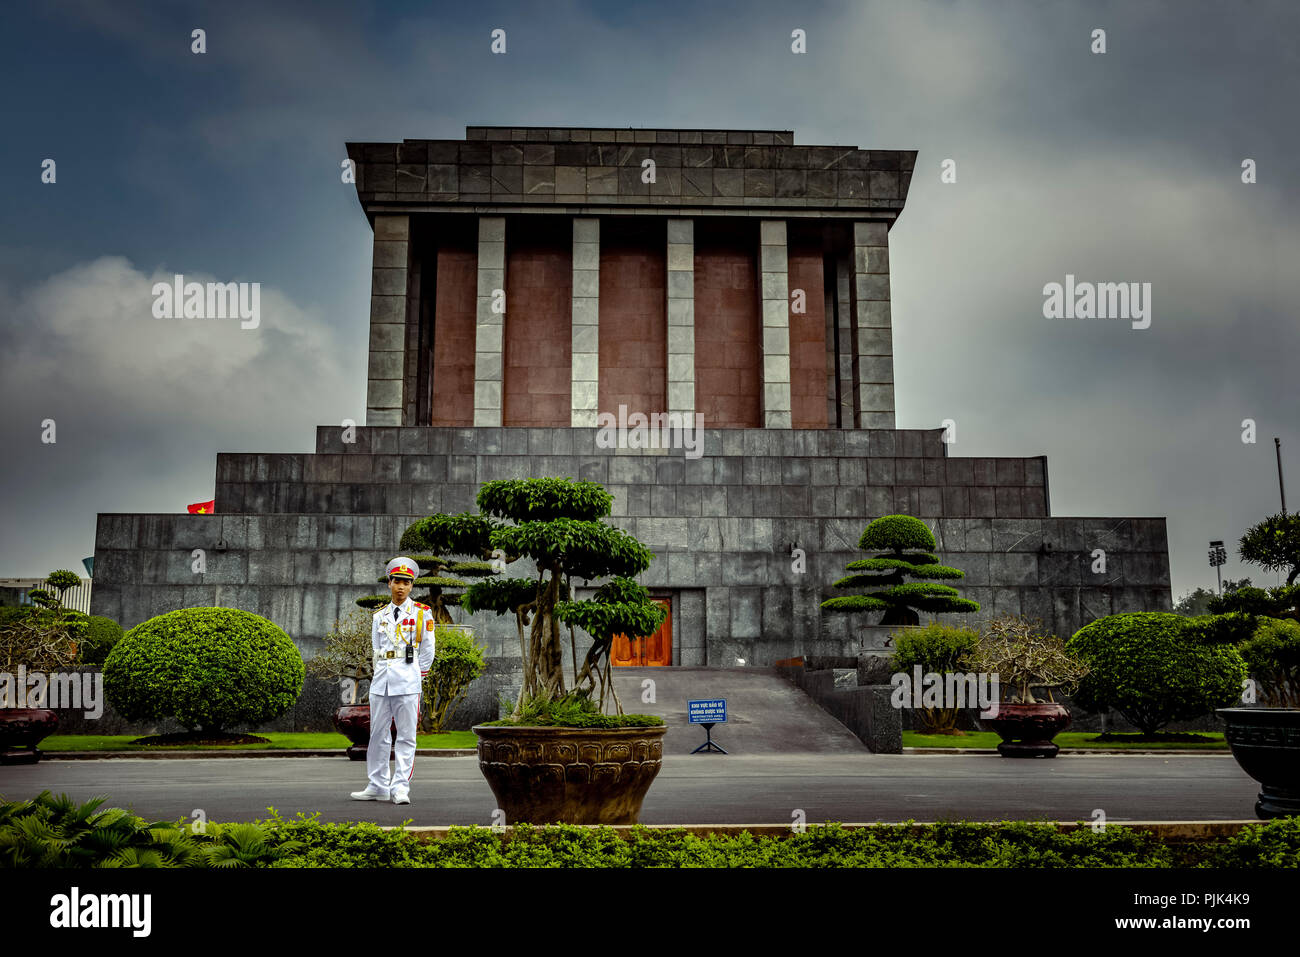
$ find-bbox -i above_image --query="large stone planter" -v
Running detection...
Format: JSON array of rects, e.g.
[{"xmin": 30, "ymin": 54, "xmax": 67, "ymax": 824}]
[
  {"xmin": 0, "ymin": 708, "xmax": 59, "ymax": 764},
  {"xmin": 473, "ymin": 724, "xmax": 666, "ymax": 825},
  {"xmin": 1217, "ymin": 708, "xmax": 1300, "ymax": 819},
  {"xmin": 332, "ymin": 704, "xmax": 396, "ymax": 761},
  {"xmin": 980, "ymin": 702, "xmax": 1071, "ymax": 758}
]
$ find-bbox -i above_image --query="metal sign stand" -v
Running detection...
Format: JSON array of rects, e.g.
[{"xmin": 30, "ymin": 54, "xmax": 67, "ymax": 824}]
[{"xmin": 691, "ymin": 722, "xmax": 727, "ymax": 754}]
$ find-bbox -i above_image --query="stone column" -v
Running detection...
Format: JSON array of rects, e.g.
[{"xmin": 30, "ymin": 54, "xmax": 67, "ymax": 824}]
[
  {"xmin": 366, "ymin": 214, "xmax": 411, "ymax": 426},
  {"xmin": 571, "ymin": 217, "xmax": 600, "ymax": 427},
  {"xmin": 852, "ymin": 221, "xmax": 895, "ymax": 429},
  {"xmin": 473, "ymin": 216, "xmax": 506, "ymax": 427},
  {"xmin": 759, "ymin": 220, "xmax": 791, "ymax": 429},
  {"xmin": 836, "ymin": 255, "xmax": 854, "ymax": 428},
  {"xmin": 666, "ymin": 218, "xmax": 695, "ymax": 419}
]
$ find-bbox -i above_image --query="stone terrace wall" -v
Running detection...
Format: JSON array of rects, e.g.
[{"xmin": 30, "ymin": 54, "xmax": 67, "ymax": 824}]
[{"xmin": 92, "ymin": 427, "xmax": 1171, "ymax": 673}]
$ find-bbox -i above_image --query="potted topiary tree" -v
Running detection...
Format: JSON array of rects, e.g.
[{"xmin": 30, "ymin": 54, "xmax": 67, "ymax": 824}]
[
  {"xmin": 0, "ymin": 570, "xmax": 86, "ymax": 763},
  {"xmin": 1211, "ymin": 512, "xmax": 1300, "ymax": 817},
  {"xmin": 400, "ymin": 477, "xmax": 668, "ymax": 825},
  {"xmin": 966, "ymin": 615, "xmax": 1089, "ymax": 757},
  {"xmin": 822, "ymin": 515, "xmax": 979, "ymax": 627},
  {"xmin": 103, "ymin": 607, "xmax": 304, "ymax": 745}
]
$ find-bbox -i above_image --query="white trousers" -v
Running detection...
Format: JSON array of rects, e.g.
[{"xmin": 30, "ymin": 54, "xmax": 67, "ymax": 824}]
[{"xmin": 367, "ymin": 692, "xmax": 420, "ymax": 793}]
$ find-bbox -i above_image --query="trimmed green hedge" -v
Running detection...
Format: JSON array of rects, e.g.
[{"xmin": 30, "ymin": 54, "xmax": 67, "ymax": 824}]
[
  {"xmin": 258, "ymin": 811, "xmax": 1300, "ymax": 868},
  {"xmin": 103, "ymin": 607, "xmax": 304, "ymax": 732},
  {"xmin": 1067, "ymin": 613, "xmax": 1247, "ymax": 734},
  {"xmin": 5, "ymin": 795, "xmax": 1299, "ymax": 868}
]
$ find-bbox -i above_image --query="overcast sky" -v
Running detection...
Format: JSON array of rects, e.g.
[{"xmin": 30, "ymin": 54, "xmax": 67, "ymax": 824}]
[{"xmin": 1, "ymin": 0, "xmax": 1296, "ymax": 602}]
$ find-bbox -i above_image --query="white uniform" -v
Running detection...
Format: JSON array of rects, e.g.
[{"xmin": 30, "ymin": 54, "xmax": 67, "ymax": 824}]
[{"xmin": 365, "ymin": 596, "xmax": 436, "ymax": 796}]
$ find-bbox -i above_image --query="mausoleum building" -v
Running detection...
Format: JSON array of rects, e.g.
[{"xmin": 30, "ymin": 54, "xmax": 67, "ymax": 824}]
[{"xmin": 91, "ymin": 126, "xmax": 1172, "ymax": 702}]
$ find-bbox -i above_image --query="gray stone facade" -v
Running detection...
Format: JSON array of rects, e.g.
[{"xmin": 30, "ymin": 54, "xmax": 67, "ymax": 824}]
[
  {"xmin": 91, "ymin": 425, "xmax": 1171, "ymax": 692},
  {"xmin": 87, "ymin": 125, "xmax": 1173, "ymax": 737}
]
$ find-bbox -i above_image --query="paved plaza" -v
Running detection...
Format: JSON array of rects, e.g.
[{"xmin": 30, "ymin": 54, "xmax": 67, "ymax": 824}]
[{"xmin": 1, "ymin": 753, "xmax": 1260, "ymax": 827}]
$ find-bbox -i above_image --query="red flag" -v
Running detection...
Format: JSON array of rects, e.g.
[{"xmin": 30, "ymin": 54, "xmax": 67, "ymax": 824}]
[{"xmin": 187, "ymin": 500, "xmax": 215, "ymax": 514}]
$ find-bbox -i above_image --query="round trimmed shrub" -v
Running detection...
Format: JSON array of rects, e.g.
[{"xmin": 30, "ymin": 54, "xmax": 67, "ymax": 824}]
[
  {"xmin": 860, "ymin": 515, "xmax": 935, "ymax": 552},
  {"xmin": 103, "ymin": 607, "xmax": 304, "ymax": 732},
  {"xmin": 1066, "ymin": 612, "xmax": 1247, "ymax": 734},
  {"xmin": 77, "ymin": 615, "xmax": 124, "ymax": 665}
]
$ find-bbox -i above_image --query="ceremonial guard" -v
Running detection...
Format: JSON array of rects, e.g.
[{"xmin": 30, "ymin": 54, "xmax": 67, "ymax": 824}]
[{"xmin": 350, "ymin": 556, "xmax": 436, "ymax": 805}]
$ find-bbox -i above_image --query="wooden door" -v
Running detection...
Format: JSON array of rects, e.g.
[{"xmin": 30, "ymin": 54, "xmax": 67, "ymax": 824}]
[{"xmin": 611, "ymin": 598, "xmax": 672, "ymax": 666}]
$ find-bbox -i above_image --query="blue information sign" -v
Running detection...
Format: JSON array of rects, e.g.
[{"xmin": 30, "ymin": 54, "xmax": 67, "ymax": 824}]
[{"xmin": 688, "ymin": 699, "xmax": 727, "ymax": 724}]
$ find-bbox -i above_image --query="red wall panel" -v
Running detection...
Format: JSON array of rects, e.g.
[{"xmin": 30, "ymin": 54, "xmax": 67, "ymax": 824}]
[
  {"xmin": 694, "ymin": 221, "xmax": 761, "ymax": 428},
  {"xmin": 788, "ymin": 242, "xmax": 828, "ymax": 428},
  {"xmin": 598, "ymin": 218, "xmax": 666, "ymax": 416},
  {"xmin": 430, "ymin": 222, "xmax": 477, "ymax": 427}
]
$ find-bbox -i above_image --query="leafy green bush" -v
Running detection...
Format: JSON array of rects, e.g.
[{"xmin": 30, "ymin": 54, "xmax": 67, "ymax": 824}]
[
  {"xmin": 12, "ymin": 795, "xmax": 1298, "ymax": 868},
  {"xmin": 76, "ymin": 615, "xmax": 124, "ymax": 666},
  {"xmin": 252, "ymin": 811, "xmax": 1299, "ymax": 868},
  {"xmin": 103, "ymin": 607, "xmax": 304, "ymax": 733},
  {"xmin": 1238, "ymin": 617, "xmax": 1300, "ymax": 708},
  {"xmin": 1186, "ymin": 612, "xmax": 1259, "ymax": 646},
  {"xmin": 1067, "ymin": 613, "xmax": 1247, "ymax": 734},
  {"xmin": 888, "ymin": 623, "xmax": 980, "ymax": 733},
  {"xmin": 422, "ymin": 625, "xmax": 487, "ymax": 732},
  {"xmin": 0, "ymin": 791, "xmax": 296, "ymax": 868},
  {"xmin": 890, "ymin": 622, "xmax": 980, "ymax": 673}
]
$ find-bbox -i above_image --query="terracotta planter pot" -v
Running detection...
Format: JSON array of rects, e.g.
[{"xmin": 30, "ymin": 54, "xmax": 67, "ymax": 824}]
[
  {"xmin": 1217, "ymin": 707, "xmax": 1300, "ymax": 819},
  {"xmin": 332, "ymin": 704, "xmax": 396, "ymax": 761},
  {"xmin": 979, "ymin": 702, "xmax": 1071, "ymax": 758},
  {"xmin": 473, "ymin": 724, "xmax": 667, "ymax": 824},
  {"xmin": 0, "ymin": 708, "xmax": 59, "ymax": 764}
]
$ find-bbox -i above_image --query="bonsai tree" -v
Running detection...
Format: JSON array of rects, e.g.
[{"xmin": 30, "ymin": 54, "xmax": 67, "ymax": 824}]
[
  {"xmin": 965, "ymin": 615, "xmax": 1089, "ymax": 704},
  {"xmin": 1236, "ymin": 617, "xmax": 1300, "ymax": 709},
  {"xmin": 403, "ymin": 477, "xmax": 665, "ymax": 723},
  {"xmin": 1237, "ymin": 512, "xmax": 1300, "ymax": 586},
  {"xmin": 423, "ymin": 624, "xmax": 487, "ymax": 732},
  {"xmin": 888, "ymin": 622, "xmax": 980, "ymax": 733},
  {"xmin": 1208, "ymin": 583, "xmax": 1299, "ymax": 623},
  {"xmin": 1066, "ymin": 612, "xmax": 1246, "ymax": 737},
  {"xmin": 822, "ymin": 515, "xmax": 979, "ymax": 626},
  {"xmin": 306, "ymin": 607, "xmax": 374, "ymax": 705},
  {"xmin": 26, "ymin": 569, "xmax": 82, "ymax": 615},
  {"xmin": 104, "ymin": 607, "xmax": 304, "ymax": 737},
  {"xmin": 0, "ymin": 569, "xmax": 86, "ymax": 677}
]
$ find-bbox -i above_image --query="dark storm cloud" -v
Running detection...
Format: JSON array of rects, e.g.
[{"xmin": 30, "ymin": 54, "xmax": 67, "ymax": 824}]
[{"xmin": 1, "ymin": 0, "xmax": 1296, "ymax": 603}]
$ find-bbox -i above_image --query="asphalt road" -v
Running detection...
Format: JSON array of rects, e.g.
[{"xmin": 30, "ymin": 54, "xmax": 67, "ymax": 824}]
[{"xmin": 0, "ymin": 753, "xmax": 1262, "ymax": 825}]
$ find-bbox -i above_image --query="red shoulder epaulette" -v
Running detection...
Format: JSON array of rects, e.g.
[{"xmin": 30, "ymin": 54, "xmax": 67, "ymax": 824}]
[{"xmin": 414, "ymin": 602, "xmax": 430, "ymax": 610}]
